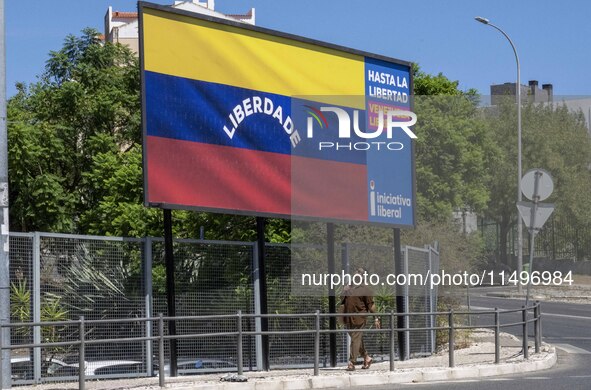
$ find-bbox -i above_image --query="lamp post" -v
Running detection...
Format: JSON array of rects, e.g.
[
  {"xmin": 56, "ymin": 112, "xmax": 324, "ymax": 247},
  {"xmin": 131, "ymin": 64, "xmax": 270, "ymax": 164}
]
[{"xmin": 475, "ymin": 16, "xmax": 523, "ymax": 293}]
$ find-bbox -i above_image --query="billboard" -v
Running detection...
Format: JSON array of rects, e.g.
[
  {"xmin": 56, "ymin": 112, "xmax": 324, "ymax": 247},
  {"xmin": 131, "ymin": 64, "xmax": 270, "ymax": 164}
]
[{"xmin": 140, "ymin": 2, "xmax": 415, "ymax": 227}]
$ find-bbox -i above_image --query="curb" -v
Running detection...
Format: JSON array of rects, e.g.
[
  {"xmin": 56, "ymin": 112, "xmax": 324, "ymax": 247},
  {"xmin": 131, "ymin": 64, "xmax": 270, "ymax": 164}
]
[
  {"xmin": 485, "ymin": 292, "xmax": 546, "ymax": 300},
  {"xmin": 169, "ymin": 347, "xmax": 557, "ymax": 390}
]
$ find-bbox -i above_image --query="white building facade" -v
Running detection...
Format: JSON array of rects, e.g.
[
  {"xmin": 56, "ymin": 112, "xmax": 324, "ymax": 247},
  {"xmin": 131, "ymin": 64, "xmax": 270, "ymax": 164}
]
[{"xmin": 104, "ymin": 0, "xmax": 255, "ymax": 53}]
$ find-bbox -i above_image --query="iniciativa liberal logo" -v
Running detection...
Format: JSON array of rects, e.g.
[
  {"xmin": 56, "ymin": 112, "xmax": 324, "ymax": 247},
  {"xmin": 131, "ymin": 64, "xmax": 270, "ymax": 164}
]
[
  {"xmin": 304, "ymin": 106, "xmax": 417, "ymax": 151},
  {"xmin": 369, "ymin": 179, "xmax": 411, "ymax": 218}
]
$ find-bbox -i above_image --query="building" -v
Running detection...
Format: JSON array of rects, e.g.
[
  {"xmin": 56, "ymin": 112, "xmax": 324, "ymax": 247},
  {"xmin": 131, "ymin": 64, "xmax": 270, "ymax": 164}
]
[
  {"xmin": 490, "ymin": 80, "xmax": 591, "ymax": 135},
  {"xmin": 104, "ymin": 0, "xmax": 255, "ymax": 54},
  {"xmin": 490, "ymin": 80, "xmax": 553, "ymax": 106},
  {"xmin": 556, "ymin": 97, "xmax": 591, "ymax": 137}
]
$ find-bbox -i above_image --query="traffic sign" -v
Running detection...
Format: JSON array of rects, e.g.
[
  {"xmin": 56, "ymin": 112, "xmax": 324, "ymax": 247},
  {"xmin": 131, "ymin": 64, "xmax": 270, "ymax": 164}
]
[
  {"xmin": 517, "ymin": 201, "xmax": 554, "ymax": 233},
  {"xmin": 521, "ymin": 169, "xmax": 553, "ymax": 201}
]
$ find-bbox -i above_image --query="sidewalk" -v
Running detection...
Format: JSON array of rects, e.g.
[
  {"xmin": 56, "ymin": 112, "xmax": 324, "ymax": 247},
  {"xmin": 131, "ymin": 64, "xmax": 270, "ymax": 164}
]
[
  {"xmin": 14, "ymin": 329, "xmax": 556, "ymax": 390},
  {"xmin": 484, "ymin": 281, "xmax": 591, "ymax": 304}
]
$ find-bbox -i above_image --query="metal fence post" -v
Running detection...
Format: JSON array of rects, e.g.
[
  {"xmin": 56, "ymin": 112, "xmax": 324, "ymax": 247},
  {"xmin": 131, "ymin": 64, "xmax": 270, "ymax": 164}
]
[
  {"xmin": 537, "ymin": 301, "xmax": 542, "ymax": 345},
  {"xmin": 0, "ymin": 320, "xmax": 3, "ymax": 388},
  {"xmin": 494, "ymin": 307, "xmax": 500, "ymax": 364},
  {"xmin": 32, "ymin": 232, "xmax": 41, "ymax": 383},
  {"xmin": 448, "ymin": 310, "xmax": 454, "ymax": 368},
  {"xmin": 251, "ymin": 243, "xmax": 263, "ymax": 371},
  {"xmin": 342, "ymin": 243, "xmax": 351, "ymax": 363},
  {"xmin": 79, "ymin": 316, "xmax": 85, "ymax": 390},
  {"xmin": 403, "ymin": 252, "xmax": 410, "ymax": 361},
  {"xmin": 314, "ymin": 310, "xmax": 320, "ymax": 376},
  {"xmin": 534, "ymin": 301, "xmax": 541, "ymax": 353},
  {"xmin": 144, "ymin": 237, "xmax": 153, "ymax": 377},
  {"xmin": 237, "ymin": 310, "xmax": 243, "ymax": 375},
  {"xmin": 158, "ymin": 314, "xmax": 165, "ymax": 388},
  {"xmin": 466, "ymin": 286, "xmax": 471, "ymax": 327},
  {"xmin": 522, "ymin": 306, "xmax": 529, "ymax": 359},
  {"xmin": 389, "ymin": 311, "xmax": 395, "ymax": 372}
]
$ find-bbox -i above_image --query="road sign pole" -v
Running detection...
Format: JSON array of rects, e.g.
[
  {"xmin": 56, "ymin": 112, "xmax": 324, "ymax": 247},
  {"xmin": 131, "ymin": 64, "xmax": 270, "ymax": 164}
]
[
  {"xmin": 525, "ymin": 171, "xmax": 542, "ymax": 307},
  {"xmin": 519, "ymin": 168, "xmax": 554, "ymax": 307}
]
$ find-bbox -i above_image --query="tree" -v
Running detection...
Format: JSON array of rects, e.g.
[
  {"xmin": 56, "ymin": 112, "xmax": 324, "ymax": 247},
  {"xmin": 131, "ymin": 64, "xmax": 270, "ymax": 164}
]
[
  {"xmin": 8, "ymin": 28, "xmax": 145, "ymax": 233},
  {"xmin": 483, "ymin": 98, "xmax": 591, "ymax": 264},
  {"xmin": 412, "ymin": 66, "xmax": 497, "ymax": 221},
  {"xmin": 8, "ymin": 28, "xmax": 293, "ymax": 242}
]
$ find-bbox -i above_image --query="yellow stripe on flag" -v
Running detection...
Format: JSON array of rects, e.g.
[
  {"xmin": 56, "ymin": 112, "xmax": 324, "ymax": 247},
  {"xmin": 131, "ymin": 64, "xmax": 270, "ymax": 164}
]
[{"xmin": 142, "ymin": 8, "xmax": 365, "ymax": 108}]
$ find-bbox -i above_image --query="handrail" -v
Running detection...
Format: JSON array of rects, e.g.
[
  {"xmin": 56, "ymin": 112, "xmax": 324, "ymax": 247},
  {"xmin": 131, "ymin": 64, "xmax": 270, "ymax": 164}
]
[{"xmin": 0, "ymin": 302, "xmax": 543, "ymax": 390}]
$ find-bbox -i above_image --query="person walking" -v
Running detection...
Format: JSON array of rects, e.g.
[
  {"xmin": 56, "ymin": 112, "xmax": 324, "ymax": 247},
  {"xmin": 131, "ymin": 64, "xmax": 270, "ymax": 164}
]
[{"xmin": 340, "ymin": 267, "xmax": 380, "ymax": 371}]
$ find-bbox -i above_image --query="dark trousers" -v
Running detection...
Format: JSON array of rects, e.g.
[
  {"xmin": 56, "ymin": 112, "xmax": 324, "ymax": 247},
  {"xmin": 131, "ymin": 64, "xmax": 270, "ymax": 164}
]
[{"xmin": 348, "ymin": 322, "xmax": 368, "ymax": 364}]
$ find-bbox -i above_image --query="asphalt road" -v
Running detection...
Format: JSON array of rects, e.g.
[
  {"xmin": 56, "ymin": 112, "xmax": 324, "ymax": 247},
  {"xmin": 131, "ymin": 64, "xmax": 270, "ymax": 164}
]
[{"xmin": 354, "ymin": 291, "xmax": 591, "ymax": 389}]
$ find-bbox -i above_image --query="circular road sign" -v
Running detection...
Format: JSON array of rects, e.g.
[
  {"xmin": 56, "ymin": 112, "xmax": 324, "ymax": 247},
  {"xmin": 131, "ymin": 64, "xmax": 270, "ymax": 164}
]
[{"xmin": 521, "ymin": 168, "xmax": 554, "ymax": 201}]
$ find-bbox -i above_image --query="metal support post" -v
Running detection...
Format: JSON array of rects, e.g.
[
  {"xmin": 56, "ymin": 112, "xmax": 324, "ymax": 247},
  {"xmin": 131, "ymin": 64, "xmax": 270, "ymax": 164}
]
[
  {"xmin": 522, "ymin": 306, "xmax": 529, "ymax": 359},
  {"xmin": 428, "ymin": 248, "xmax": 436, "ymax": 353},
  {"xmin": 474, "ymin": 16, "xmax": 523, "ymax": 292},
  {"xmin": 32, "ymin": 233, "xmax": 41, "ymax": 383},
  {"xmin": 144, "ymin": 237, "xmax": 153, "ymax": 377},
  {"xmin": 163, "ymin": 209, "xmax": 177, "ymax": 376},
  {"xmin": 237, "ymin": 310, "xmax": 243, "ymax": 375},
  {"xmin": 448, "ymin": 310, "xmax": 455, "ymax": 368},
  {"xmin": 327, "ymin": 223, "xmax": 337, "ymax": 367},
  {"xmin": 341, "ymin": 243, "xmax": 350, "ymax": 361},
  {"xmin": 251, "ymin": 243, "xmax": 263, "ymax": 370},
  {"xmin": 79, "ymin": 316, "xmax": 86, "ymax": 390},
  {"xmin": 256, "ymin": 217, "xmax": 270, "ymax": 371},
  {"xmin": 158, "ymin": 314, "xmax": 165, "ymax": 388},
  {"xmin": 525, "ymin": 171, "xmax": 543, "ymax": 307},
  {"xmin": 314, "ymin": 311, "xmax": 320, "ymax": 376},
  {"xmin": 0, "ymin": 321, "xmax": 3, "ymax": 389},
  {"xmin": 466, "ymin": 286, "xmax": 471, "ymax": 327},
  {"xmin": 494, "ymin": 308, "xmax": 500, "ymax": 364},
  {"xmin": 0, "ymin": 0, "xmax": 9, "ymax": 386},
  {"xmin": 534, "ymin": 302, "xmax": 540, "ymax": 353},
  {"xmin": 394, "ymin": 229, "xmax": 407, "ymax": 361},
  {"xmin": 389, "ymin": 311, "xmax": 395, "ymax": 371},
  {"xmin": 537, "ymin": 302, "xmax": 542, "ymax": 345}
]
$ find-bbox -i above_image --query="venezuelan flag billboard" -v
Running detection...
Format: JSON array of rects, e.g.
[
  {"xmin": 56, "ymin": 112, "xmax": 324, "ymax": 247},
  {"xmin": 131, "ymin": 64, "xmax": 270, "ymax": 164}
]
[{"xmin": 140, "ymin": 2, "xmax": 416, "ymax": 227}]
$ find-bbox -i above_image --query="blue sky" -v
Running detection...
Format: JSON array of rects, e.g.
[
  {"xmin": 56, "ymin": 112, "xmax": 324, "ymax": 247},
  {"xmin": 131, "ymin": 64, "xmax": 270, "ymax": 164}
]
[{"xmin": 6, "ymin": 0, "xmax": 591, "ymax": 97}]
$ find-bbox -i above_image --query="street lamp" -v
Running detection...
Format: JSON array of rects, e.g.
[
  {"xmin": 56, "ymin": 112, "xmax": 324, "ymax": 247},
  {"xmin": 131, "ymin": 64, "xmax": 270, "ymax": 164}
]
[{"xmin": 475, "ymin": 16, "xmax": 524, "ymax": 293}]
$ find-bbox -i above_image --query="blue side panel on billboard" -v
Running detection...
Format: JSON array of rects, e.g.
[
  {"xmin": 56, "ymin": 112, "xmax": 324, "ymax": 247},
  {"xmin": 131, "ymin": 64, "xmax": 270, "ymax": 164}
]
[{"xmin": 364, "ymin": 57, "xmax": 413, "ymax": 225}]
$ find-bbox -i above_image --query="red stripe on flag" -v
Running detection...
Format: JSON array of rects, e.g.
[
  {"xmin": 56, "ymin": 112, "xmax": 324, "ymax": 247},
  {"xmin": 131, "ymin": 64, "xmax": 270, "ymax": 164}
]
[
  {"xmin": 291, "ymin": 156, "xmax": 368, "ymax": 221},
  {"xmin": 147, "ymin": 136, "xmax": 291, "ymax": 214},
  {"xmin": 146, "ymin": 136, "xmax": 368, "ymax": 221}
]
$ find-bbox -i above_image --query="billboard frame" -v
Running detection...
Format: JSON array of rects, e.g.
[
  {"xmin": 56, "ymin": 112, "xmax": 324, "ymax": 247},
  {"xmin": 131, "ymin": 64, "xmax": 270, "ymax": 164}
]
[{"xmin": 139, "ymin": 1, "xmax": 416, "ymax": 229}]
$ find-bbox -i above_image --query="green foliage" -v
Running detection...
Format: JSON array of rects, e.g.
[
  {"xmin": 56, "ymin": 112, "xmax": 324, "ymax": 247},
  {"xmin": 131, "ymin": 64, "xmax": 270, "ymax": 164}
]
[
  {"xmin": 11, "ymin": 279, "xmax": 69, "ymax": 353},
  {"xmin": 402, "ymin": 219, "xmax": 484, "ymax": 273},
  {"xmin": 413, "ymin": 96, "xmax": 495, "ymax": 220},
  {"xmin": 413, "ymin": 64, "xmax": 461, "ymax": 96},
  {"xmin": 40, "ymin": 297, "xmax": 69, "ymax": 346},
  {"xmin": 8, "ymin": 28, "xmax": 141, "ymax": 233},
  {"xmin": 10, "ymin": 279, "xmax": 31, "ymax": 324},
  {"xmin": 483, "ymin": 98, "xmax": 591, "ymax": 263},
  {"xmin": 413, "ymin": 66, "xmax": 496, "ymax": 221}
]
